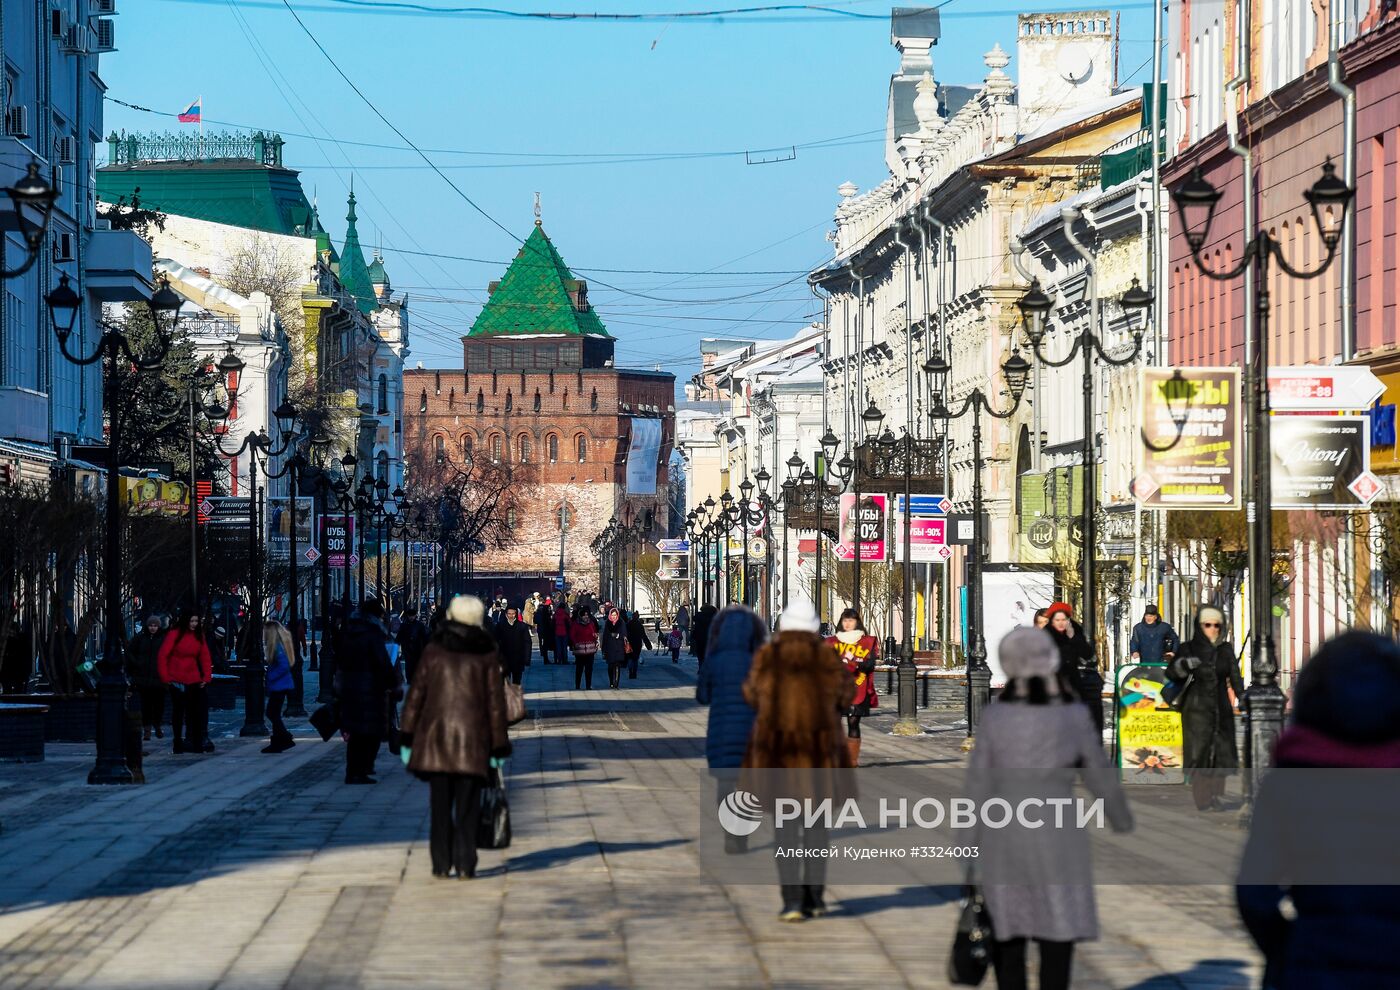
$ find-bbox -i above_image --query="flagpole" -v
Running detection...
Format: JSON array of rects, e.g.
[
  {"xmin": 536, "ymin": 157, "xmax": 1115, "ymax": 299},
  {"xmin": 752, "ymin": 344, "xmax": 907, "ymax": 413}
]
[{"xmin": 198, "ymin": 95, "xmax": 204, "ymax": 156}]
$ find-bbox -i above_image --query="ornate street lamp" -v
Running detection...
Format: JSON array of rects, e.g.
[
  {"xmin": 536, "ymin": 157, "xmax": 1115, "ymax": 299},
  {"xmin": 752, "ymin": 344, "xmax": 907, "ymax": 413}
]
[
  {"xmin": 1171, "ymin": 157, "xmax": 1353, "ymax": 788},
  {"xmin": 923, "ymin": 349, "xmax": 1031, "ymax": 738},
  {"xmin": 2, "ymin": 162, "xmax": 59, "ymax": 279}
]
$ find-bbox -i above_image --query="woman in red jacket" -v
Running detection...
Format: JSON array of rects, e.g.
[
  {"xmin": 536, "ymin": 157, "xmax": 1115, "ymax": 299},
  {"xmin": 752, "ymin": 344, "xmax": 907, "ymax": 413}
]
[
  {"xmin": 159, "ymin": 611, "xmax": 213, "ymax": 754},
  {"xmin": 824, "ymin": 608, "xmax": 879, "ymax": 766},
  {"xmin": 569, "ymin": 604, "xmax": 600, "ymax": 690}
]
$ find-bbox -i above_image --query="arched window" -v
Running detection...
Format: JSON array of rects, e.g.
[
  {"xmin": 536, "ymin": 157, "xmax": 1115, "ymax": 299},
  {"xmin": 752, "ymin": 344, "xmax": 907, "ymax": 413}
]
[
  {"xmin": 590, "ymin": 388, "xmax": 598, "ymax": 411},
  {"xmin": 518, "ymin": 434, "xmax": 531, "ymax": 463},
  {"xmin": 562, "ymin": 388, "xmax": 569, "ymax": 410},
  {"xmin": 448, "ymin": 387, "xmax": 455, "ymax": 408},
  {"xmin": 418, "ymin": 389, "xmax": 427, "ymax": 413},
  {"xmin": 533, "ymin": 389, "xmax": 541, "ymax": 412},
  {"xmin": 491, "ymin": 434, "xmax": 503, "ymax": 463},
  {"xmin": 433, "ymin": 435, "xmax": 445, "ymax": 463},
  {"xmin": 505, "ymin": 391, "xmax": 513, "ymax": 413},
  {"xmin": 462, "ymin": 434, "xmax": 473, "ymax": 459},
  {"xmin": 506, "ymin": 507, "xmax": 518, "ymax": 530},
  {"xmin": 576, "ymin": 434, "xmax": 587, "ymax": 463},
  {"xmin": 377, "ymin": 373, "xmax": 388, "ymax": 414},
  {"xmin": 376, "ymin": 449, "xmax": 389, "ymax": 482},
  {"xmin": 491, "ymin": 371, "xmax": 498, "ymax": 394},
  {"xmin": 476, "ymin": 389, "xmax": 484, "ymax": 412},
  {"xmin": 547, "ymin": 433, "xmax": 559, "ymax": 463}
]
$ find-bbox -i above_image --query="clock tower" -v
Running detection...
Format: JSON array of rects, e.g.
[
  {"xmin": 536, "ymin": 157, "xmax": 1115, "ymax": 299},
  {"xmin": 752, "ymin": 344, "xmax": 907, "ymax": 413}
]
[{"xmin": 1015, "ymin": 11, "xmax": 1114, "ymax": 136}]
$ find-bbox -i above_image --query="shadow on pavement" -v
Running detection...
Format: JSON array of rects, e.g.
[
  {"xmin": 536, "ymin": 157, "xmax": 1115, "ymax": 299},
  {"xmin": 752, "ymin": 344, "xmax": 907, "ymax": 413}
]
[
  {"xmin": 834, "ymin": 885, "xmax": 960, "ymax": 915},
  {"xmin": 1115, "ymin": 958, "xmax": 1252, "ymax": 989},
  {"xmin": 505, "ymin": 838, "xmax": 689, "ymax": 874}
]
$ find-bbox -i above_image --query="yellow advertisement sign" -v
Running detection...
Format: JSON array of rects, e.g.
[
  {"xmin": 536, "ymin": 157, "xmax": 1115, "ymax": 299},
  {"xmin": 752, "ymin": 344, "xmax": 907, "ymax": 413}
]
[
  {"xmin": 120, "ymin": 478, "xmax": 190, "ymax": 515},
  {"xmin": 1116, "ymin": 664, "xmax": 1184, "ymax": 784}
]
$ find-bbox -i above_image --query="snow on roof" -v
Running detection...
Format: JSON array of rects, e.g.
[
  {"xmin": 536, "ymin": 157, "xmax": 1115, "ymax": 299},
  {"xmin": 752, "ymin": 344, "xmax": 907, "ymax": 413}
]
[{"xmin": 1017, "ymin": 88, "xmax": 1141, "ymax": 146}]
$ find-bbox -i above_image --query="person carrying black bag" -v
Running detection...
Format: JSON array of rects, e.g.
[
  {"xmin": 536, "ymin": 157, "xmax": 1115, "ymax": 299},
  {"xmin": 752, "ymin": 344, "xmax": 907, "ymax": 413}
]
[{"xmin": 399, "ymin": 595, "xmax": 511, "ymax": 879}]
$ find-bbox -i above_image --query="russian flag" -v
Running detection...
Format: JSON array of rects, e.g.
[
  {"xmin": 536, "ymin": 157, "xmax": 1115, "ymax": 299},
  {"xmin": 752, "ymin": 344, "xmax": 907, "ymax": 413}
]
[{"xmin": 177, "ymin": 98, "xmax": 201, "ymax": 123}]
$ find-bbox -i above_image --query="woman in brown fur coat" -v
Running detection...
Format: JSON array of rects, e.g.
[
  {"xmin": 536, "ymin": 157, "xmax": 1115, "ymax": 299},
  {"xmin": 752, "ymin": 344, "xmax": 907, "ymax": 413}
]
[{"xmin": 741, "ymin": 599, "xmax": 853, "ymax": 922}]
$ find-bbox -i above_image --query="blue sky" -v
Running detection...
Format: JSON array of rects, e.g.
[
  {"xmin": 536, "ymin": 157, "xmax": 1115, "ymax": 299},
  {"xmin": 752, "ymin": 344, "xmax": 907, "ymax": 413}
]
[{"xmin": 110, "ymin": 0, "xmax": 1158, "ymax": 386}]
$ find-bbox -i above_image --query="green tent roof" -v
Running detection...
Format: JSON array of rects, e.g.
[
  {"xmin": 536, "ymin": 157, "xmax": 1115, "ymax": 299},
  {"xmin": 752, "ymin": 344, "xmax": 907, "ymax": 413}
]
[
  {"xmin": 468, "ymin": 225, "xmax": 610, "ymax": 338},
  {"xmin": 337, "ymin": 191, "xmax": 377, "ymax": 315},
  {"xmin": 366, "ymin": 251, "xmax": 388, "ymax": 286}
]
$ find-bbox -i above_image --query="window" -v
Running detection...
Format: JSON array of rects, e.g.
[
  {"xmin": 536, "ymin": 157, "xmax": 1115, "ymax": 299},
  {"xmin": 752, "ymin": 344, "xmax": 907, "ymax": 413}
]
[
  {"xmin": 547, "ymin": 433, "xmax": 559, "ymax": 463},
  {"xmin": 520, "ymin": 371, "xmax": 526, "ymax": 391},
  {"xmin": 590, "ymin": 388, "xmax": 598, "ymax": 411},
  {"xmin": 491, "ymin": 434, "xmax": 503, "ymax": 463},
  {"xmin": 576, "ymin": 434, "xmax": 587, "ymax": 463},
  {"xmin": 448, "ymin": 387, "xmax": 455, "ymax": 408},
  {"xmin": 533, "ymin": 389, "xmax": 541, "ymax": 412},
  {"xmin": 518, "ymin": 434, "xmax": 531, "ymax": 463},
  {"xmin": 506, "ymin": 507, "xmax": 517, "ymax": 530},
  {"xmin": 489, "ymin": 345, "xmax": 510, "ymax": 369},
  {"xmin": 476, "ymin": 389, "xmax": 484, "ymax": 412},
  {"xmin": 377, "ymin": 373, "xmax": 388, "ymax": 414},
  {"xmin": 462, "ymin": 434, "xmax": 473, "ymax": 459},
  {"xmin": 538, "ymin": 343, "xmax": 558, "ymax": 367},
  {"xmin": 419, "ymin": 389, "xmax": 427, "ymax": 413},
  {"xmin": 492, "ymin": 371, "xmax": 498, "ymax": 394},
  {"xmin": 562, "ymin": 388, "xmax": 569, "ymax": 410},
  {"xmin": 433, "ymin": 435, "xmax": 445, "ymax": 463},
  {"xmin": 505, "ymin": 391, "xmax": 513, "ymax": 413},
  {"xmin": 434, "ymin": 371, "xmax": 441, "ymax": 394}
]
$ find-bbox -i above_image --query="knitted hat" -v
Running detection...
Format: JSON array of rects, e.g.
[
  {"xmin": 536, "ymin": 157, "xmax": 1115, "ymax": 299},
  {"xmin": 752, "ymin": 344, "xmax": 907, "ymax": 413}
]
[
  {"xmin": 1144, "ymin": 604, "xmax": 1159, "ymax": 616},
  {"xmin": 777, "ymin": 599, "xmax": 820, "ymax": 633},
  {"xmin": 999, "ymin": 627, "xmax": 1060, "ymax": 681},
  {"xmin": 446, "ymin": 595, "xmax": 485, "ymax": 629}
]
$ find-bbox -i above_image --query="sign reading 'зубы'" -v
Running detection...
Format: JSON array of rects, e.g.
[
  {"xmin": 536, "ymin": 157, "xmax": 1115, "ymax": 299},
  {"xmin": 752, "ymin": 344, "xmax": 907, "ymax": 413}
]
[{"xmin": 1132, "ymin": 368, "xmax": 1241, "ymax": 509}]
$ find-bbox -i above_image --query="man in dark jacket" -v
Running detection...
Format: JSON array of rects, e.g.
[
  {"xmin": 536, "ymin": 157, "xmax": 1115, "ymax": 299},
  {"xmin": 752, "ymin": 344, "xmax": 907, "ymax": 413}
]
[
  {"xmin": 494, "ymin": 605, "xmax": 532, "ymax": 685},
  {"xmin": 395, "ymin": 606, "xmax": 429, "ymax": 684},
  {"xmin": 535, "ymin": 599, "xmax": 554, "ymax": 663},
  {"xmin": 126, "ymin": 615, "xmax": 167, "ymax": 741},
  {"xmin": 336, "ymin": 599, "xmax": 396, "ymax": 784},
  {"xmin": 691, "ymin": 604, "xmax": 718, "ymax": 666},
  {"xmin": 1130, "ymin": 605, "xmax": 1179, "ymax": 665},
  {"xmin": 624, "ymin": 610, "xmax": 652, "ymax": 679}
]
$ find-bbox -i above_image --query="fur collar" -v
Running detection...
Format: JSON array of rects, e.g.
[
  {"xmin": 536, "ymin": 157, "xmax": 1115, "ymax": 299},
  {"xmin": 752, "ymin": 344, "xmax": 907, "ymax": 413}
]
[
  {"xmin": 834, "ymin": 630, "xmax": 865, "ymax": 645},
  {"xmin": 431, "ymin": 620, "xmax": 496, "ymax": 655}
]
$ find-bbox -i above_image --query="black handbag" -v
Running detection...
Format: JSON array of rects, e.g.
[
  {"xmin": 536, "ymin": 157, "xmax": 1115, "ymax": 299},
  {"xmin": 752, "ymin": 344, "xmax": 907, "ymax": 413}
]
[
  {"xmin": 1161, "ymin": 671, "xmax": 1194, "ymax": 711},
  {"xmin": 947, "ymin": 886, "xmax": 994, "ymax": 986},
  {"xmin": 309, "ymin": 702, "xmax": 340, "ymax": 742},
  {"xmin": 477, "ymin": 766, "xmax": 512, "ymax": 850}
]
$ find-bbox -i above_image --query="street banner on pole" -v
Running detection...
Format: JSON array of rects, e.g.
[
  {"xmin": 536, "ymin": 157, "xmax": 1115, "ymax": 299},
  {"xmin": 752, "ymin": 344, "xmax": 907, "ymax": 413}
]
[
  {"xmin": 1268, "ymin": 366, "xmax": 1385, "ymax": 411},
  {"xmin": 320, "ymin": 514, "xmax": 353, "ymax": 568},
  {"xmin": 1132, "ymin": 367, "xmax": 1241, "ymax": 509},
  {"xmin": 204, "ymin": 496, "xmax": 251, "ymax": 574},
  {"xmin": 1271, "ymin": 414, "xmax": 1378, "ymax": 509},
  {"xmin": 836, "ymin": 493, "xmax": 887, "ymax": 562},
  {"xmin": 893, "ymin": 510, "xmax": 947, "ymax": 563},
  {"xmin": 624, "ymin": 417, "xmax": 662, "ymax": 495},
  {"xmin": 656, "ymin": 552, "xmax": 688, "ymax": 581},
  {"xmin": 266, "ymin": 496, "xmax": 314, "ymax": 560}
]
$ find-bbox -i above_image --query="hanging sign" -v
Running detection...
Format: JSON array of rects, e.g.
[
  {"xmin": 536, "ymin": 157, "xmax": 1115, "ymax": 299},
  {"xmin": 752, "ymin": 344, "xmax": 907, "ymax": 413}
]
[
  {"xmin": 320, "ymin": 514, "xmax": 354, "ymax": 568},
  {"xmin": 1268, "ymin": 366, "xmax": 1385, "ymax": 411},
  {"xmin": 836, "ymin": 493, "xmax": 887, "ymax": 562},
  {"xmin": 893, "ymin": 511, "xmax": 947, "ymax": 563},
  {"xmin": 267, "ymin": 497, "xmax": 314, "ymax": 560},
  {"xmin": 1133, "ymin": 367, "xmax": 1241, "ymax": 509},
  {"xmin": 1271, "ymin": 415, "xmax": 1375, "ymax": 509}
]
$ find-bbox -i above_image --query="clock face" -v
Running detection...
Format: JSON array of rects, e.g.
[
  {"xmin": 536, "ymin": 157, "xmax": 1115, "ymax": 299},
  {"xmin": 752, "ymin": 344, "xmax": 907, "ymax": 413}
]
[{"xmin": 1056, "ymin": 46, "xmax": 1093, "ymax": 84}]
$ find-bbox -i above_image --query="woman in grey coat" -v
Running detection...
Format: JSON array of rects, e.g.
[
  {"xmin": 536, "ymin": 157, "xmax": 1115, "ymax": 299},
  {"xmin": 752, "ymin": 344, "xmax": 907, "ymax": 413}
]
[{"xmin": 969, "ymin": 627, "xmax": 1133, "ymax": 990}]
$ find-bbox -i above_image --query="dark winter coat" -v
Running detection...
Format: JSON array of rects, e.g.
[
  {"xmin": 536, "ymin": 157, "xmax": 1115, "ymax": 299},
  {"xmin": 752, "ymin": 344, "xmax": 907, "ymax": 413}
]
[
  {"xmin": 600, "ymin": 619, "xmax": 628, "ymax": 666},
  {"xmin": 399, "ymin": 621, "xmax": 511, "ymax": 779},
  {"xmin": 1048, "ymin": 619, "xmax": 1100, "ymax": 698},
  {"xmin": 126, "ymin": 630, "xmax": 165, "ymax": 689},
  {"xmin": 625, "ymin": 614, "xmax": 652, "ymax": 655},
  {"xmin": 691, "ymin": 604, "xmax": 718, "ymax": 662},
  {"xmin": 696, "ymin": 607, "xmax": 763, "ymax": 769},
  {"xmin": 335, "ymin": 616, "xmax": 395, "ymax": 736},
  {"xmin": 1167, "ymin": 617, "xmax": 1243, "ymax": 771},
  {"xmin": 1129, "ymin": 618, "xmax": 1179, "ymax": 664},
  {"xmin": 535, "ymin": 604, "xmax": 553, "ymax": 642},
  {"xmin": 395, "ymin": 618, "xmax": 429, "ymax": 683},
  {"xmin": 495, "ymin": 618, "xmax": 533, "ymax": 674}
]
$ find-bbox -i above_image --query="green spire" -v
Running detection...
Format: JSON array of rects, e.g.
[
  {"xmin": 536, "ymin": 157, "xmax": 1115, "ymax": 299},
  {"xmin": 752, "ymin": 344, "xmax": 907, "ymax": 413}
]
[
  {"xmin": 468, "ymin": 224, "xmax": 610, "ymax": 338},
  {"xmin": 338, "ymin": 188, "xmax": 376, "ymax": 315},
  {"xmin": 367, "ymin": 250, "xmax": 388, "ymax": 288}
]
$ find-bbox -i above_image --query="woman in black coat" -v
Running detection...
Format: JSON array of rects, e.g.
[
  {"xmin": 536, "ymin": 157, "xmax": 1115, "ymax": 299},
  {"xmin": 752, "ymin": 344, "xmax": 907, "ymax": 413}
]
[
  {"xmin": 1166, "ymin": 606, "xmax": 1243, "ymax": 811},
  {"xmin": 335, "ymin": 600, "xmax": 396, "ymax": 784},
  {"xmin": 624, "ymin": 610, "xmax": 652, "ymax": 679},
  {"xmin": 1046, "ymin": 605, "xmax": 1102, "ymax": 733},
  {"xmin": 601, "ymin": 607, "xmax": 629, "ymax": 689},
  {"xmin": 494, "ymin": 605, "xmax": 532, "ymax": 685}
]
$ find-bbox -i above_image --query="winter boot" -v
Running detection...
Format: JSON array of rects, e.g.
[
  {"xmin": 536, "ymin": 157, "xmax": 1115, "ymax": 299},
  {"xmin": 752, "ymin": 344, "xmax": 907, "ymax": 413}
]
[
  {"xmin": 802, "ymin": 885, "xmax": 828, "ymax": 918},
  {"xmin": 779, "ymin": 886, "xmax": 806, "ymax": 922}
]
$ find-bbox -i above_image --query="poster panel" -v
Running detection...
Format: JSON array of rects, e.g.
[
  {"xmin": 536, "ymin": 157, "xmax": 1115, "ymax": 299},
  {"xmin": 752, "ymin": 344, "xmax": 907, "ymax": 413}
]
[
  {"xmin": 267, "ymin": 497, "xmax": 314, "ymax": 559},
  {"xmin": 1271, "ymin": 415, "xmax": 1372, "ymax": 509},
  {"xmin": 320, "ymin": 513, "xmax": 354, "ymax": 568},
  {"xmin": 625, "ymin": 417, "xmax": 662, "ymax": 495},
  {"xmin": 1133, "ymin": 367, "xmax": 1241, "ymax": 509},
  {"xmin": 981, "ymin": 568, "xmax": 1056, "ymax": 687},
  {"xmin": 836, "ymin": 493, "xmax": 887, "ymax": 563},
  {"xmin": 893, "ymin": 511, "xmax": 947, "ymax": 563},
  {"xmin": 1116, "ymin": 664, "xmax": 1185, "ymax": 784},
  {"xmin": 657, "ymin": 552, "xmax": 689, "ymax": 581}
]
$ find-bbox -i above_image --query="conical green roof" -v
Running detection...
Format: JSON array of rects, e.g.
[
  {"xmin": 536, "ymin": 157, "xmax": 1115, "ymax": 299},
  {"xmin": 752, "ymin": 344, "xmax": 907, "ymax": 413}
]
[
  {"xmin": 338, "ymin": 190, "xmax": 376, "ymax": 315},
  {"xmin": 367, "ymin": 250, "xmax": 388, "ymax": 287},
  {"xmin": 468, "ymin": 225, "xmax": 610, "ymax": 338}
]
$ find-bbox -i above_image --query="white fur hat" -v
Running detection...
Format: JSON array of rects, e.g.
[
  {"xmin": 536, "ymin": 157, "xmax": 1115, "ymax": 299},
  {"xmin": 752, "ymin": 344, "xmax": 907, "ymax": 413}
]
[
  {"xmin": 447, "ymin": 595, "xmax": 485, "ymax": 629},
  {"xmin": 999, "ymin": 627, "xmax": 1060, "ymax": 680},
  {"xmin": 778, "ymin": 599, "xmax": 820, "ymax": 633}
]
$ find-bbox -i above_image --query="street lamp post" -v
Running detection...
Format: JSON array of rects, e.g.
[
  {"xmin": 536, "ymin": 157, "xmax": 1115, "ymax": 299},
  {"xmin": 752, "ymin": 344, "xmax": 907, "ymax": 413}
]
[
  {"xmin": 851, "ymin": 401, "xmax": 886, "ymax": 616},
  {"xmin": 45, "ymin": 273, "xmax": 183, "ymax": 785},
  {"xmin": 187, "ymin": 348, "xmax": 242, "ymax": 610},
  {"xmin": 738, "ymin": 477, "xmax": 754, "ymax": 607},
  {"xmin": 923, "ymin": 349, "xmax": 1032, "ymax": 737},
  {"xmin": 1171, "ymin": 158, "xmax": 1353, "ymax": 783}
]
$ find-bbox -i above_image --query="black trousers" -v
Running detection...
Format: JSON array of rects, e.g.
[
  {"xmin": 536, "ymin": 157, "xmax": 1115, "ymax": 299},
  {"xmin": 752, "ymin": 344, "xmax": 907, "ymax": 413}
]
[
  {"xmin": 776, "ymin": 824, "xmax": 829, "ymax": 910},
  {"xmin": 266, "ymin": 691, "xmax": 292, "ymax": 745},
  {"xmin": 346, "ymin": 733, "xmax": 380, "ymax": 780},
  {"xmin": 169, "ymin": 685, "xmax": 208, "ymax": 750},
  {"xmin": 608, "ymin": 661, "xmax": 623, "ymax": 688},
  {"xmin": 992, "ymin": 938, "xmax": 1073, "ymax": 990},
  {"xmin": 428, "ymin": 773, "xmax": 484, "ymax": 876},
  {"xmin": 574, "ymin": 654, "xmax": 594, "ymax": 689},
  {"xmin": 138, "ymin": 686, "xmax": 165, "ymax": 729}
]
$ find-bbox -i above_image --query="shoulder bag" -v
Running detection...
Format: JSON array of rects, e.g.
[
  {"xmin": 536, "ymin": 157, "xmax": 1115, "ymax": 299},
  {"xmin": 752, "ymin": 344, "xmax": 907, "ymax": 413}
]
[
  {"xmin": 946, "ymin": 885, "xmax": 994, "ymax": 985},
  {"xmin": 477, "ymin": 766, "xmax": 512, "ymax": 849},
  {"xmin": 505, "ymin": 681, "xmax": 527, "ymax": 725},
  {"xmin": 1160, "ymin": 671, "xmax": 1194, "ymax": 711}
]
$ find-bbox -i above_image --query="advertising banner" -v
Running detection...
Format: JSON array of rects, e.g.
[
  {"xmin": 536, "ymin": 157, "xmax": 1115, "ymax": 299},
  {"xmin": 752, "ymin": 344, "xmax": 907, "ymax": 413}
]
[
  {"xmin": 981, "ymin": 568, "xmax": 1055, "ymax": 687},
  {"xmin": 836, "ymin": 493, "xmax": 887, "ymax": 563},
  {"xmin": 1133, "ymin": 367, "xmax": 1241, "ymax": 509},
  {"xmin": 625, "ymin": 417, "xmax": 662, "ymax": 495},
  {"xmin": 120, "ymin": 478, "xmax": 190, "ymax": 515},
  {"xmin": 204, "ymin": 496, "xmax": 251, "ymax": 573},
  {"xmin": 893, "ymin": 511, "xmax": 947, "ymax": 563},
  {"xmin": 1271, "ymin": 415, "xmax": 1379, "ymax": 509},
  {"xmin": 320, "ymin": 513, "xmax": 354, "ymax": 568},
  {"xmin": 1268, "ymin": 366, "xmax": 1385, "ymax": 411},
  {"xmin": 657, "ymin": 552, "xmax": 689, "ymax": 582},
  {"xmin": 266, "ymin": 497, "xmax": 314, "ymax": 559},
  {"xmin": 1115, "ymin": 664, "xmax": 1184, "ymax": 784}
]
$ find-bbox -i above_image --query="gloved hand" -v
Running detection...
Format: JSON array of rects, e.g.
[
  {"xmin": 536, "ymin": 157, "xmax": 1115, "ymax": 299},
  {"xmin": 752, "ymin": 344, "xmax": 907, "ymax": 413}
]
[
  {"xmin": 1183, "ymin": 656, "xmax": 1202, "ymax": 672},
  {"xmin": 489, "ymin": 756, "xmax": 505, "ymax": 769},
  {"xmin": 400, "ymin": 746, "xmax": 412, "ymax": 767}
]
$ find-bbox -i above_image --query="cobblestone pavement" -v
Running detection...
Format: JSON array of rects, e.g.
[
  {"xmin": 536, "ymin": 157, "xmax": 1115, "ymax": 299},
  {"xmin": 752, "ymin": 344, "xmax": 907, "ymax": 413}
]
[{"xmin": 0, "ymin": 655, "xmax": 1262, "ymax": 989}]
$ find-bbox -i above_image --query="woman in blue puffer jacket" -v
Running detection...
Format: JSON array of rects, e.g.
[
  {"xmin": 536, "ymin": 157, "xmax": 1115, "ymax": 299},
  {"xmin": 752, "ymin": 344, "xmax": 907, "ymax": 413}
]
[{"xmin": 696, "ymin": 604, "xmax": 765, "ymax": 770}]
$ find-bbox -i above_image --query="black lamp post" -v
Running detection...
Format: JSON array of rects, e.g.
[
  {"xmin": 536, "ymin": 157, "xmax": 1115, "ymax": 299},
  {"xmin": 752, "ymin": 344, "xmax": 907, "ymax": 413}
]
[
  {"xmin": 923, "ymin": 349, "xmax": 1032, "ymax": 737},
  {"xmin": 701, "ymin": 496, "xmax": 716, "ymax": 604},
  {"xmin": 187, "ymin": 348, "xmax": 241, "ymax": 610},
  {"xmin": 851, "ymin": 400, "xmax": 886, "ymax": 616},
  {"xmin": 3, "ymin": 161, "xmax": 59, "ymax": 279},
  {"xmin": 1016, "ymin": 272, "xmax": 1154, "ymax": 711},
  {"xmin": 1172, "ymin": 158, "xmax": 1353, "ymax": 786},
  {"xmin": 720, "ymin": 490, "xmax": 739, "ymax": 607},
  {"xmin": 685, "ymin": 510, "xmax": 700, "ymax": 610},
  {"xmin": 738, "ymin": 476, "xmax": 755, "ymax": 606},
  {"xmin": 45, "ymin": 273, "xmax": 183, "ymax": 785}
]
